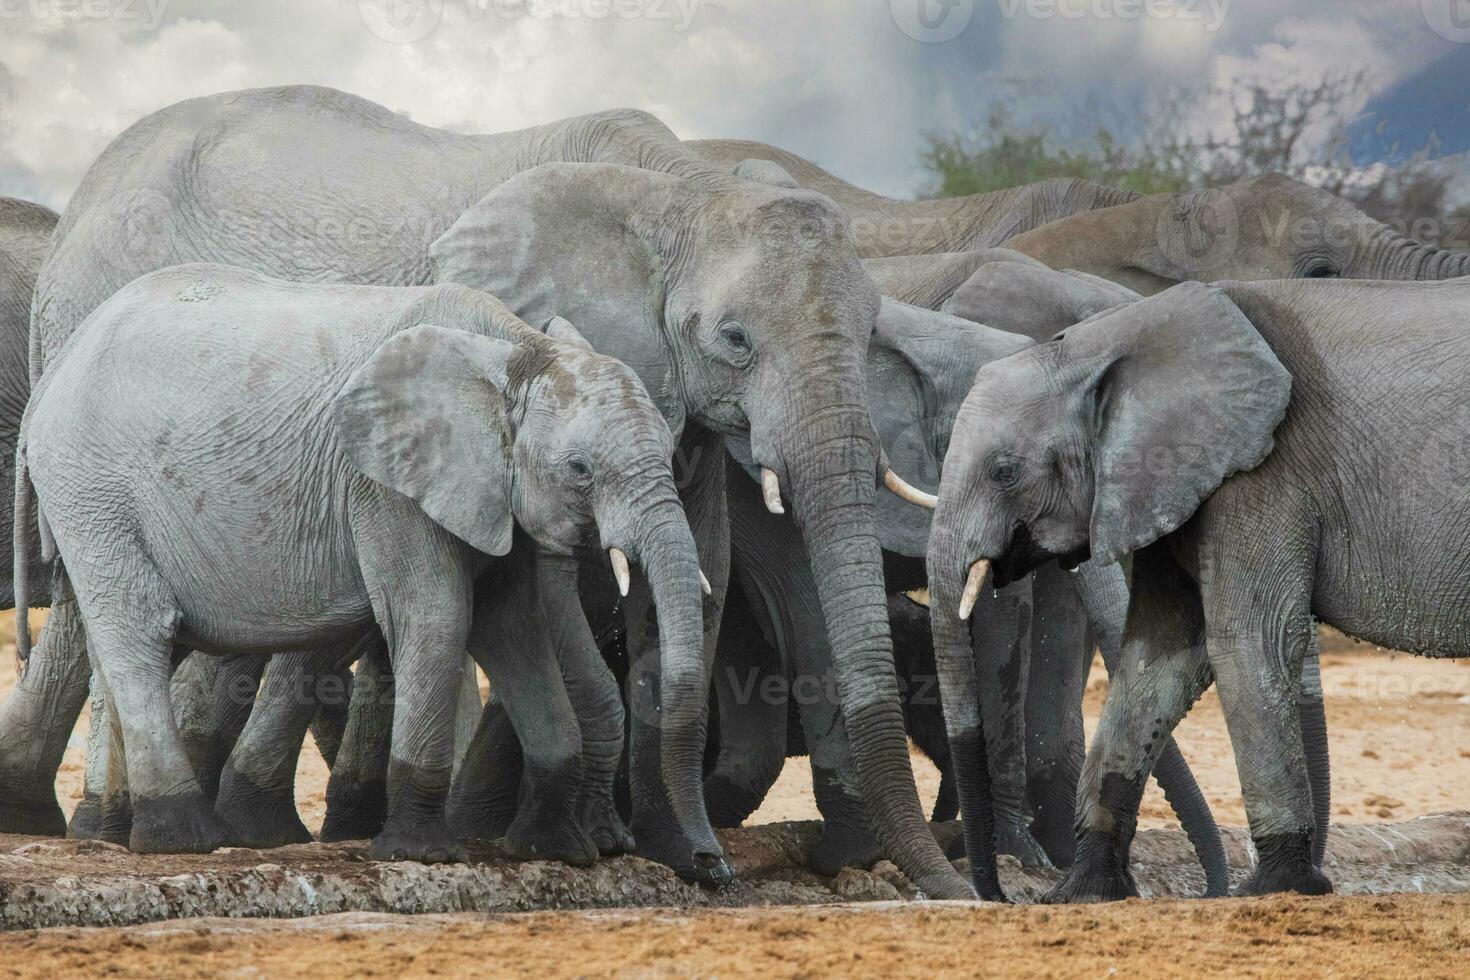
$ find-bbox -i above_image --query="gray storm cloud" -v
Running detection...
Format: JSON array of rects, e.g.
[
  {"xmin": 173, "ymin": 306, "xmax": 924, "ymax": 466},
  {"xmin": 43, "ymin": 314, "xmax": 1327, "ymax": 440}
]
[{"xmin": 0, "ymin": 0, "xmax": 1456, "ymax": 209}]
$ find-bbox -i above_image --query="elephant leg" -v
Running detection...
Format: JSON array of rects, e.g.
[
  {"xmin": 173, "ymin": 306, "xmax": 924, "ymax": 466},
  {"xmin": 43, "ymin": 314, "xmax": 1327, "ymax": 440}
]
[
  {"xmin": 215, "ymin": 643, "xmax": 361, "ymax": 848},
  {"xmin": 469, "ymin": 547, "xmax": 595, "ymax": 867},
  {"xmin": 1073, "ymin": 557, "xmax": 1228, "ymax": 897},
  {"xmin": 319, "ymin": 637, "xmax": 393, "ymax": 842},
  {"xmin": 536, "ymin": 552, "xmax": 633, "ymax": 856},
  {"xmin": 67, "ymin": 559, "xmax": 228, "ymax": 854},
  {"xmin": 446, "ymin": 694, "xmax": 523, "ymax": 841},
  {"xmin": 1045, "ymin": 544, "xmax": 1214, "ymax": 904},
  {"xmin": 308, "ymin": 692, "xmax": 348, "ymax": 771},
  {"xmin": 1197, "ymin": 517, "xmax": 1328, "ymax": 898},
  {"xmin": 1023, "ymin": 561, "xmax": 1090, "ymax": 869},
  {"xmin": 972, "ymin": 575, "xmax": 1051, "ymax": 869},
  {"xmin": 169, "ymin": 651, "xmax": 268, "ymax": 801},
  {"xmin": 703, "ymin": 579, "xmax": 787, "ymax": 829},
  {"xmin": 1298, "ymin": 632, "xmax": 1331, "ymax": 870},
  {"xmin": 0, "ymin": 585, "xmax": 90, "ymax": 835},
  {"xmin": 451, "ymin": 654, "xmax": 482, "ymax": 779},
  {"xmin": 626, "ymin": 429, "xmax": 729, "ymax": 886}
]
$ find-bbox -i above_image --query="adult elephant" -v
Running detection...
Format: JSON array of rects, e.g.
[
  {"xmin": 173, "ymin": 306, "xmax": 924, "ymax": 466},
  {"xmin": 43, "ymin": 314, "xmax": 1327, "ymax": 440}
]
[
  {"xmin": 926, "ymin": 277, "xmax": 1470, "ymax": 900},
  {"xmin": 683, "ymin": 139, "xmax": 1137, "ymax": 257},
  {"xmin": 16, "ymin": 86, "xmax": 971, "ymax": 897},
  {"xmin": 685, "ymin": 139, "xmax": 1470, "ymax": 285},
  {"xmin": 0, "ymin": 197, "xmax": 78, "ymax": 836}
]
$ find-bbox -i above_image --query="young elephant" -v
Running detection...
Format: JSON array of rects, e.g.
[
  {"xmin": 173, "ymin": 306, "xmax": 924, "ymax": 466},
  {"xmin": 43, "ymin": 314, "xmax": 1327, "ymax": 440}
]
[
  {"xmin": 15, "ymin": 265, "xmax": 713, "ymax": 864},
  {"xmin": 929, "ymin": 277, "xmax": 1470, "ymax": 900}
]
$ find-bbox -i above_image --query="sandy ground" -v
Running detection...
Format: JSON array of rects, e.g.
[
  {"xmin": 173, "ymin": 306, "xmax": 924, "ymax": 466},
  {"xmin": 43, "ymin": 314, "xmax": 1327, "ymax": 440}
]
[{"xmin": 1, "ymin": 612, "xmax": 1467, "ymax": 976}]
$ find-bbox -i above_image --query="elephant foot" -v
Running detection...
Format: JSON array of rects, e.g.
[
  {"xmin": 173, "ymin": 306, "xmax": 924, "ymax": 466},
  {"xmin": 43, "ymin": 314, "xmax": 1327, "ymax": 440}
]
[
  {"xmin": 129, "ymin": 793, "xmax": 230, "ymax": 854},
  {"xmin": 631, "ymin": 817, "xmax": 735, "ymax": 889},
  {"xmin": 68, "ymin": 793, "xmax": 132, "ymax": 846},
  {"xmin": 369, "ymin": 823, "xmax": 466, "ymax": 864},
  {"xmin": 996, "ymin": 819, "xmax": 1055, "ymax": 870},
  {"xmin": 505, "ymin": 811, "xmax": 599, "ymax": 867},
  {"xmin": 1042, "ymin": 831, "xmax": 1139, "ymax": 904},
  {"xmin": 0, "ymin": 775, "xmax": 67, "ymax": 836},
  {"xmin": 214, "ymin": 764, "xmax": 313, "ymax": 848},
  {"xmin": 319, "ymin": 777, "xmax": 387, "ymax": 842},
  {"xmin": 445, "ymin": 771, "xmax": 518, "ymax": 842},
  {"xmin": 809, "ymin": 820, "xmax": 881, "ymax": 876},
  {"xmin": 580, "ymin": 795, "xmax": 635, "ymax": 857},
  {"xmin": 1235, "ymin": 832, "xmax": 1332, "ymax": 897},
  {"xmin": 702, "ymin": 772, "xmax": 764, "ymax": 829}
]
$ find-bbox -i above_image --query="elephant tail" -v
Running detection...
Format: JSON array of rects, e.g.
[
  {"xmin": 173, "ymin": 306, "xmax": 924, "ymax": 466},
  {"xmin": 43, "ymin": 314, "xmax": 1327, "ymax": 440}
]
[{"xmin": 13, "ymin": 444, "xmax": 33, "ymax": 665}]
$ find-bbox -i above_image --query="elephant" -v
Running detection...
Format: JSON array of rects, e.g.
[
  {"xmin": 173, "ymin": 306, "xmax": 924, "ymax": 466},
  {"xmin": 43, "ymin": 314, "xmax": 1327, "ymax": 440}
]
[
  {"xmin": 15, "ymin": 85, "xmax": 970, "ymax": 896},
  {"xmin": 925, "ymin": 276, "xmax": 1470, "ymax": 901},
  {"xmin": 0, "ymin": 196, "xmax": 75, "ymax": 836},
  {"xmin": 683, "ymin": 139, "xmax": 1136, "ymax": 258},
  {"xmin": 15, "ymin": 263, "xmax": 711, "ymax": 864},
  {"xmin": 684, "ymin": 139, "xmax": 1470, "ymax": 286}
]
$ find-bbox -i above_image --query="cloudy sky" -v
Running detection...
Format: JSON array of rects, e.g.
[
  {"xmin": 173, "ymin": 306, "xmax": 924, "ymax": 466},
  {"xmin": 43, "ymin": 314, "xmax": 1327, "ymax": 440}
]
[{"xmin": 1, "ymin": 0, "xmax": 1465, "ymax": 210}]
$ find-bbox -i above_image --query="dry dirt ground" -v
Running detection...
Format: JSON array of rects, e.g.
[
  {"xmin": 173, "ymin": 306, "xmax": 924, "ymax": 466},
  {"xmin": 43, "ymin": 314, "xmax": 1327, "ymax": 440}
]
[{"xmin": 1, "ymin": 612, "xmax": 1467, "ymax": 976}]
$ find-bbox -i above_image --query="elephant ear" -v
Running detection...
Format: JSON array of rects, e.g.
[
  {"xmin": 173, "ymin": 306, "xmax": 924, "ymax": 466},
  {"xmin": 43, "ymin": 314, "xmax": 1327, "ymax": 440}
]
[
  {"xmin": 334, "ymin": 324, "xmax": 517, "ymax": 557},
  {"xmin": 430, "ymin": 162, "xmax": 687, "ymax": 437},
  {"xmin": 943, "ymin": 253, "xmax": 1139, "ymax": 342},
  {"xmin": 732, "ymin": 158, "xmax": 799, "ymax": 188},
  {"xmin": 1068, "ymin": 282, "xmax": 1292, "ymax": 565}
]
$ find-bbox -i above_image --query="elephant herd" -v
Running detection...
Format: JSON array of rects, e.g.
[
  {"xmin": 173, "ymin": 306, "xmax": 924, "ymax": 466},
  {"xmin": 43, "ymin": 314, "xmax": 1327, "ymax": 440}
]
[{"xmin": 0, "ymin": 84, "xmax": 1466, "ymax": 904}]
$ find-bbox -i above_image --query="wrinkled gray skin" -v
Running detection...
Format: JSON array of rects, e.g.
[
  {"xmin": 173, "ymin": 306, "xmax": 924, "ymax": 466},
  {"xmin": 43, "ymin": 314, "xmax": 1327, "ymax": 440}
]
[
  {"xmin": 929, "ymin": 277, "xmax": 1470, "ymax": 902},
  {"xmin": 0, "ymin": 197, "xmax": 77, "ymax": 836},
  {"xmin": 17, "ymin": 265, "xmax": 707, "ymax": 863},
  {"xmin": 18, "ymin": 86, "xmax": 969, "ymax": 896},
  {"xmin": 684, "ymin": 139, "xmax": 1137, "ymax": 257},
  {"xmin": 1001, "ymin": 173, "xmax": 1470, "ymax": 293}
]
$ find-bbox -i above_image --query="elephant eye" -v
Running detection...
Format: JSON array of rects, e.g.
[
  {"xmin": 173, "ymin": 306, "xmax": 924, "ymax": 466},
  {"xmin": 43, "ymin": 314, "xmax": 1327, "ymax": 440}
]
[
  {"xmin": 989, "ymin": 459, "xmax": 1019, "ymax": 487},
  {"xmin": 1303, "ymin": 261, "xmax": 1339, "ymax": 279},
  {"xmin": 719, "ymin": 322, "xmax": 753, "ymax": 356},
  {"xmin": 566, "ymin": 455, "xmax": 594, "ymax": 483}
]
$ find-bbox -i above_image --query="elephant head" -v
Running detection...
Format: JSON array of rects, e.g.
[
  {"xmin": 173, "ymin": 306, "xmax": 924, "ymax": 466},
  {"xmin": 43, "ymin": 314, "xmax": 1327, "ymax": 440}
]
[
  {"xmin": 1003, "ymin": 173, "xmax": 1470, "ymax": 294},
  {"xmin": 428, "ymin": 165, "xmax": 972, "ymax": 896},
  {"xmin": 333, "ymin": 321, "xmax": 716, "ymax": 866},
  {"xmin": 922, "ymin": 282, "xmax": 1291, "ymax": 894}
]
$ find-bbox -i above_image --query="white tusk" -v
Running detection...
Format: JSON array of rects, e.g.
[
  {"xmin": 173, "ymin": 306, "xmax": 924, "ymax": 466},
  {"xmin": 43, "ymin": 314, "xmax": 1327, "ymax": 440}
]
[
  {"xmin": 609, "ymin": 547, "xmax": 631, "ymax": 597},
  {"xmin": 958, "ymin": 559, "xmax": 991, "ymax": 621},
  {"xmin": 699, "ymin": 570, "xmax": 712, "ymax": 595},
  {"xmin": 761, "ymin": 467, "xmax": 785, "ymax": 515},
  {"xmin": 883, "ymin": 469, "xmax": 938, "ymax": 510}
]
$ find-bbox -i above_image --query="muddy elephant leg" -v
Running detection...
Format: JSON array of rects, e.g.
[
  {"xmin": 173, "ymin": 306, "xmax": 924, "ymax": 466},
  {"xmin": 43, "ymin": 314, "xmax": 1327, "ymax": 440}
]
[
  {"xmin": 971, "ymin": 574, "xmax": 1051, "ymax": 868},
  {"xmin": 1298, "ymin": 633, "xmax": 1331, "ymax": 869},
  {"xmin": 319, "ymin": 637, "xmax": 393, "ymax": 842},
  {"xmin": 1023, "ymin": 561, "xmax": 1090, "ymax": 869},
  {"xmin": 535, "ymin": 552, "xmax": 633, "ymax": 855},
  {"xmin": 214, "ymin": 641, "xmax": 363, "ymax": 847},
  {"xmin": 703, "ymin": 577, "xmax": 787, "ymax": 829},
  {"xmin": 626, "ymin": 429, "xmax": 729, "ymax": 885},
  {"xmin": 0, "ymin": 585, "xmax": 90, "ymax": 835},
  {"xmin": 169, "ymin": 651, "xmax": 268, "ymax": 801},
  {"xmin": 1046, "ymin": 544, "xmax": 1214, "ymax": 904},
  {"xmin": 1197, "ymin": 523, "xmax": 1329, "ymax": 898},
  {"xmin": 446, "ymin": 694, "xmax": 523, "ymax": 840},
  {"xmin": 468, "ymin": 547, "xmax": 596, "ymax": 867}
]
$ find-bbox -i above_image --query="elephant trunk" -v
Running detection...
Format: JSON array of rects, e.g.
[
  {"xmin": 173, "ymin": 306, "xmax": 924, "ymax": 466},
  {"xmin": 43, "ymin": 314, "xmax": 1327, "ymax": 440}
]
[
  {"xmin": 1150, "ymin": 739, "xmax": 1229, "ymax": 897},
  {"xmin": 1299, "ymin": 645, "xmax": 1331, "ymax": 869},
  {"xmin": 626, "ymin": 495, "xmax": 724, "ymax": 868},
  {"xmin": 925, "ymin": 511, "xmax": 1005, "ymax": 900},
  {"xmin": 775, "ymin": 401, "xmax": 975, "ymax": 900},
  {"xmin": 1355, "ymin": 227, "xmax": 1470, "ymax": 280}
]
